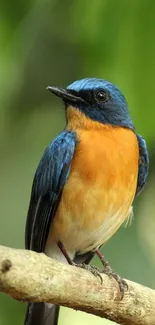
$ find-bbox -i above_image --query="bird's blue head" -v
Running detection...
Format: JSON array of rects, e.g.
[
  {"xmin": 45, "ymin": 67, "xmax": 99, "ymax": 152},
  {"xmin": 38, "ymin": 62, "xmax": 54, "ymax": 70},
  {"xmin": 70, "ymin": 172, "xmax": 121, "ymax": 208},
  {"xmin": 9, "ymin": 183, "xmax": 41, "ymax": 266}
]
[{"xmin": 47, "ymin": 78, "xmax": 134, "ymax": 130}]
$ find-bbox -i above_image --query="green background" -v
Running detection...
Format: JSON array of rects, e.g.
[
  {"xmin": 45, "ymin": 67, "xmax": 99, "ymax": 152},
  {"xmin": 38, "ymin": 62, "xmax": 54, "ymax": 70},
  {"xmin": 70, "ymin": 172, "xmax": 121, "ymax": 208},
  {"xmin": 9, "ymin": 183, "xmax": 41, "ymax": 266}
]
[{"xmin": 0, "ymin": 1, "xmax": 155, "ymax": 324}]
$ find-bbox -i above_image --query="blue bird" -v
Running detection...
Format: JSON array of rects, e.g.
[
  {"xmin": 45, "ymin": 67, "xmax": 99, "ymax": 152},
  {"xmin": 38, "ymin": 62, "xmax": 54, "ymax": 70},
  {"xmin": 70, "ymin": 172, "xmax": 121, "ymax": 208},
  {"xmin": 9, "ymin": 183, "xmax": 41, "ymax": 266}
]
[{"xmin": 24, "ymin": 78, "xmax": 149, "ymax": 325}]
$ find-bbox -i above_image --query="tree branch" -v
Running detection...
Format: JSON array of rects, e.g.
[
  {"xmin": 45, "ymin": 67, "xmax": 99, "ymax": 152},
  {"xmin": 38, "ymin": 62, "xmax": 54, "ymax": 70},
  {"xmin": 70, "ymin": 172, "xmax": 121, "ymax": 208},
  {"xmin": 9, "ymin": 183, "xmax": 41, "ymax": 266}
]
[{"xmin": 0, "ymin": 245, "xmax": 154, "ymax": 325}]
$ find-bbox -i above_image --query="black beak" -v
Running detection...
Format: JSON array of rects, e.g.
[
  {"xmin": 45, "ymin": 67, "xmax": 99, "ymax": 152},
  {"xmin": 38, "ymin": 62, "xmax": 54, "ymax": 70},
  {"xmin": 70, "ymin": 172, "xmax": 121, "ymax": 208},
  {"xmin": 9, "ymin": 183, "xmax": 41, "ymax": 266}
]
[{"xmin": 47, "ymin": 86, "xmax": 85, "ymax": 103}]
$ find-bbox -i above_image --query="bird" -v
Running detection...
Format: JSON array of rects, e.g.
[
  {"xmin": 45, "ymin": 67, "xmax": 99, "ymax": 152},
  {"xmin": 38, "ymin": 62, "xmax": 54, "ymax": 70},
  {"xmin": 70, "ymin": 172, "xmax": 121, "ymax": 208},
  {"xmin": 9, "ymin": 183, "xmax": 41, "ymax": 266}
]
[{"xmin": 24, "ymin": 77, "xmax": 149, "ymax": 325}]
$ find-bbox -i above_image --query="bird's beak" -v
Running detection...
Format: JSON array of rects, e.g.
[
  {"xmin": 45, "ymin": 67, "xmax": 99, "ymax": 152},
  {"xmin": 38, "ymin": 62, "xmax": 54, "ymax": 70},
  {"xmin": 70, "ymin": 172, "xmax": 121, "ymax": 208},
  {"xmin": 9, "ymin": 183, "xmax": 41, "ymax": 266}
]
[{"xmin": 47, "ymin": 86, "xmax": 84, "ymax": 103}]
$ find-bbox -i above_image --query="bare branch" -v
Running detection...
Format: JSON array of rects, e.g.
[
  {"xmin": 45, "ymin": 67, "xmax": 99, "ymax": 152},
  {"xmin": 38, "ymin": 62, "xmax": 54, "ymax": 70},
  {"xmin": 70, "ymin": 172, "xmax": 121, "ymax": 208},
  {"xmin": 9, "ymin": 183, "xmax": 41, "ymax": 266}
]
[{"xmin": 0, "ymin": 245, "xmax": 154, "ymax": 325}]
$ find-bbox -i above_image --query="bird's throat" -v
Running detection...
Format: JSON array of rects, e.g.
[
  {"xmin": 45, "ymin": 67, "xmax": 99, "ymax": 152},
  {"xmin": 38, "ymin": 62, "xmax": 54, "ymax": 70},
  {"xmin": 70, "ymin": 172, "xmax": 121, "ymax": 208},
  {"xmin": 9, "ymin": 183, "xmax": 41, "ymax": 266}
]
[{"xmin": 66, "ymin": 105, "xmax": 110, "ymax": 131}]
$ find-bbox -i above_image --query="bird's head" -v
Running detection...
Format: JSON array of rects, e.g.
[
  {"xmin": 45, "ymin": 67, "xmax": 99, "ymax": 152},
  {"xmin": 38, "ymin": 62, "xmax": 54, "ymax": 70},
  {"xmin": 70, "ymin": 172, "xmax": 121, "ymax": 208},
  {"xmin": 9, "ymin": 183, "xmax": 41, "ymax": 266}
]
[{"xmin": 47, "ymin": 78, "xmax": 134, "ymax": 130}]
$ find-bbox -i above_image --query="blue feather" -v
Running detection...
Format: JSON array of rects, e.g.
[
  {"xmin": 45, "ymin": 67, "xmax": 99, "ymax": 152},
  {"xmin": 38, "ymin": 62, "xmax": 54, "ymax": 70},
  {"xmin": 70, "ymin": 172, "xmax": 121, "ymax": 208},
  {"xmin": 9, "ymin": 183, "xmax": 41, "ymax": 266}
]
[
  {"xmin": 25, "ymin": 130, "xmax": 76, "ymax": 251},
  {"xmin": 67, "ymin": 78, "xmax": 134, "ymax": 129},
  {"xmin": 136, "ymin": 134, "xmax": 149, "ymax": 195}
]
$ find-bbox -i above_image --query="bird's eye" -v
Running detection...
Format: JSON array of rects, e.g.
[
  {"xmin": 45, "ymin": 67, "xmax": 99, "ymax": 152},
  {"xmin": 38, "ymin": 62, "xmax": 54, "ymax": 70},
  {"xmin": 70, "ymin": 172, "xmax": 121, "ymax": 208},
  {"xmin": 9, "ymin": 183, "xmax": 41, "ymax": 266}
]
[{"xmin": 95, "ymin": 90, "xmax": 107, "ymax": 103}]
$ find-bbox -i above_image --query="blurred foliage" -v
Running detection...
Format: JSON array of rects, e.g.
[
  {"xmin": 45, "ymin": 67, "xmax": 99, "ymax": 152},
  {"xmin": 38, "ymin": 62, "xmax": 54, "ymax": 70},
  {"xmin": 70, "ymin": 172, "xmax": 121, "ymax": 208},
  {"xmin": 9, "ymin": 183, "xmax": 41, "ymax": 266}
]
[{"xmin": 0, "ymin": 0, "xmax": 155, "ymax": 324}]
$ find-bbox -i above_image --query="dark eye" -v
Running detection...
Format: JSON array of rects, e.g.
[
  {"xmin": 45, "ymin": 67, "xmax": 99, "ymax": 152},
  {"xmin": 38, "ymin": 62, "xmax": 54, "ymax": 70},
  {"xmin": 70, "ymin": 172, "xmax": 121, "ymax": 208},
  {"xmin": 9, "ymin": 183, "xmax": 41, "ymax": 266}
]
[{"xmin": 95, "ymin": 90, "xmax": 107, "ymax": 102}]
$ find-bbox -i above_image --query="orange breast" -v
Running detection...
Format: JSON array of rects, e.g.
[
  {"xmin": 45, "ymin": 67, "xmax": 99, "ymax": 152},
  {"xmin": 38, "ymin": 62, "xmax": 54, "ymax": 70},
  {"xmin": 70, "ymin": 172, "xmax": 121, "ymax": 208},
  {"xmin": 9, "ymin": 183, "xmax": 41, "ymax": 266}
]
[{"xmin": 47, "ymin": 110, "xmax": 139, "ymax": 255}]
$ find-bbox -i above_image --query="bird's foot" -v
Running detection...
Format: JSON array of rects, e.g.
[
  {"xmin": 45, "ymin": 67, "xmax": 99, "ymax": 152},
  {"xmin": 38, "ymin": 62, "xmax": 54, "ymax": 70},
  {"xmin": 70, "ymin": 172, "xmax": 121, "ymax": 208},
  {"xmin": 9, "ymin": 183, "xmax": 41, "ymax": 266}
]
[
  {"xmin": 96, "ymin": 249, "xmax": 128, "ymax": 299},
  {"xmin": 102, "ymin": 263, "xmax": 128, "ymax": 299},
  {"xmin": 72, "ymin": 262, "xmax": 103, "ymax": 283}
]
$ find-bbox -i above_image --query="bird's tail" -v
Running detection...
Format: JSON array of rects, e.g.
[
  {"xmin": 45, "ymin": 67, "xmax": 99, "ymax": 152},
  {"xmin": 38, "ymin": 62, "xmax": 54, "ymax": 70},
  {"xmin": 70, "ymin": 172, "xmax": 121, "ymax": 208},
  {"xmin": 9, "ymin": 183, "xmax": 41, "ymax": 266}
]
[{"xmin": 24, "ymin": 302, "xmax": 59, "ymax": 325}]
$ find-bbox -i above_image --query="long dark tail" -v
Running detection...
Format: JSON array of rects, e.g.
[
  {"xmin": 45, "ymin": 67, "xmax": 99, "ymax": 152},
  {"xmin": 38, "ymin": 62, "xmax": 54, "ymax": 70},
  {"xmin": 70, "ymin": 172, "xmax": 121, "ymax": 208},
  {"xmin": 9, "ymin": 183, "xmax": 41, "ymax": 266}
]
[{"xmin": 24, "ymin": 303, "xmax": 59, "ymax": 325}]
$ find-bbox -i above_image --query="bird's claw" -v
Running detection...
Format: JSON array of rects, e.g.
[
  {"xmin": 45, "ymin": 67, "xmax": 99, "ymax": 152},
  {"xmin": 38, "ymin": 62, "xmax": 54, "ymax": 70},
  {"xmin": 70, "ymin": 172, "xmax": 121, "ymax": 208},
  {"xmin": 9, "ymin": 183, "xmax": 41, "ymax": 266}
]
[
  {"xmin": 72, "ymin": 258, "xmax": 127, "ymax": 299},
  {"xmin": 72, "ymin": 262, "xmax": 103, "ymax": 283},
  {"xmin": 102, "ymin": 265, "xmax": 128, "ymax": 299}
]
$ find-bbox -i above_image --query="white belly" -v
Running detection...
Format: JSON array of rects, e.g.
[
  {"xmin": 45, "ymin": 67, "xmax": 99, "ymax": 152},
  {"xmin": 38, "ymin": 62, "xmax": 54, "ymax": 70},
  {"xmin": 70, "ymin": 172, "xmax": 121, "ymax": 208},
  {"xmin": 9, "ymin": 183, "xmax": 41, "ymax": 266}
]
[{"xmin": 45, "ymin": 200, "xmax": 133, "ymax": 261}]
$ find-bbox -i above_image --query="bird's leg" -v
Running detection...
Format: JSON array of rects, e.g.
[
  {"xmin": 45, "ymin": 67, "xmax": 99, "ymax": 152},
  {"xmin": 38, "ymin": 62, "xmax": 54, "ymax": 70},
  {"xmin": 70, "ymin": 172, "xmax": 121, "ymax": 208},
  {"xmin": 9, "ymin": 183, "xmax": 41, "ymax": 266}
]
[
  {"xmin": 57, "ymin": 241, "xmax": 102, "ymax": 282},
  {"xmin": 95, "ymin": 249, "xmax": 128, "ymax": 299},
  {"xmin": 57, "ymin": 241, "xmax": 73, "ymax": 264}
]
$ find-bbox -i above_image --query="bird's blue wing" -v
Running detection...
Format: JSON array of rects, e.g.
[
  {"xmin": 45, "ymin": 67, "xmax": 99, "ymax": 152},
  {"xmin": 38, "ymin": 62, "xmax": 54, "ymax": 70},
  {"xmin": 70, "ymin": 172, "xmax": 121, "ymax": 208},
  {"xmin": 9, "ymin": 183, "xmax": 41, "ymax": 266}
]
[
  {"xmin": 25, "ymin": 131, "xmax": 76, "ymax": 252},
  {"xmin": 136, "ymin": 134, "xmax": 149, "ymax": 196}
]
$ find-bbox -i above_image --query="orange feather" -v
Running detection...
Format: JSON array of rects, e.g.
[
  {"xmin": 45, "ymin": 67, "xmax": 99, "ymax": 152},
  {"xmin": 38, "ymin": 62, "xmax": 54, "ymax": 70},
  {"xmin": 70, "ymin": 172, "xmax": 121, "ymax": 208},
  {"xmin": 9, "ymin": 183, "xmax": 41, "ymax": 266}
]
[{"xmin": 46, "ymin": 107, "xmax": 139, "ymax": 256}]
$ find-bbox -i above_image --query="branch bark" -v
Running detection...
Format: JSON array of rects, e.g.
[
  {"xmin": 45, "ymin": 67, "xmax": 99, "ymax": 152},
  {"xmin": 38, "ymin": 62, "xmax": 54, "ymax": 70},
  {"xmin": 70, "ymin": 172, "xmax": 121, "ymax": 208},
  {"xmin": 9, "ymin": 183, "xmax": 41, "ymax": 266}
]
[{"xmin": 0, "ymin": 245, "xmax": 154, "ymax": 325}]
